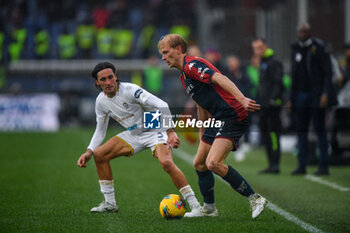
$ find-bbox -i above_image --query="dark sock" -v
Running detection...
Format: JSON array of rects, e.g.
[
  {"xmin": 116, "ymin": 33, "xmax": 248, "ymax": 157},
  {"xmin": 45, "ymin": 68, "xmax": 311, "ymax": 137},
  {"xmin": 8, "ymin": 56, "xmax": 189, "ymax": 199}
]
[
  {"xmin": 196, "ymin": 170, "xmax": 215, "ymax": 204},
  {"xmin": 222, "ymin": 165, "xmax": 255, "ymax": 197}
]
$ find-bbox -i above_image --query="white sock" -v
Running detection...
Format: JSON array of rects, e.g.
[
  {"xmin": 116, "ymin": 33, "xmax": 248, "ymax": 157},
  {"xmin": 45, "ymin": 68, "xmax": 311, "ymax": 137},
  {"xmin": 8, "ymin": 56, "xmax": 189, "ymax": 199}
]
[
  {"xmin": 99, "ymin": 180, "xmax": 116, "ymax": 205},
  {"xmin": 179, "ymin": 185, "xmax": 200, "ymax": 210}
]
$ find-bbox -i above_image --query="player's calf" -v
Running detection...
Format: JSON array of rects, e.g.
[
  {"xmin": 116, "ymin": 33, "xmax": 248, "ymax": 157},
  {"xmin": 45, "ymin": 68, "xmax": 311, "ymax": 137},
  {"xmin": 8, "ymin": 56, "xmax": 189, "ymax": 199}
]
[
  {"xmin": 206, "ymin": 159, "xmax": 227, "ymax": 177},
  {"xmin": 159, "ymin": 158, "xmax": 174, "ymax": 173}
]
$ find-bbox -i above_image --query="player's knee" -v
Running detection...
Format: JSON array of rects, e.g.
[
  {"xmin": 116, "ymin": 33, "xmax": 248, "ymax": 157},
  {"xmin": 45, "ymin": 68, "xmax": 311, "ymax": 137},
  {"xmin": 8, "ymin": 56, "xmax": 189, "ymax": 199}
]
[
  {"xmin": 93, "ymin": 149, "xmax": 107, "ymax": 163},
  {"xmin": 160, "ymin": 159, "xmax": 174, "ymax": 173},
  {"xmin": 193, "ymin": 159, "xmax": 206, "ymax": 171},
  {"xmin": 206, "ymin": 159, "xmax": 220, "ymax": 174}
]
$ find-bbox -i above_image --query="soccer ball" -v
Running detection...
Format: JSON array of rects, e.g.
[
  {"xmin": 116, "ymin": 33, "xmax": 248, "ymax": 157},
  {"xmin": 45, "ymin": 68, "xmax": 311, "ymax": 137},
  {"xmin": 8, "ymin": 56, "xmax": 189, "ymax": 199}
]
[{"xmin": 159, "ymin": 194, "xmax": 186, "ymax": 219}]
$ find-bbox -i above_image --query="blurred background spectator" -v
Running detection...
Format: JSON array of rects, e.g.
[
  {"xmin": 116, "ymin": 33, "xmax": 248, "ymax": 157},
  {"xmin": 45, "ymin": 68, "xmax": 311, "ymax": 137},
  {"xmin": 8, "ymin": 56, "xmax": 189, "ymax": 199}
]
[
  {"xmin": 289, "ymin": 23, "xmax": 337, "ymax": 175},
  {"xmin": 143, "ymin": 54, "xmax": 163, "ymax": 96},
  {"xmin": 187, "ymin": 45, "xmax": 202, "ymax": 57},
  {"xmin": 204, "ymin": 47, "xmax": 227, "ymax": 75},
  {"xmin": 252, "ymin": 37, "xmax": 284, "ymax": 174}
]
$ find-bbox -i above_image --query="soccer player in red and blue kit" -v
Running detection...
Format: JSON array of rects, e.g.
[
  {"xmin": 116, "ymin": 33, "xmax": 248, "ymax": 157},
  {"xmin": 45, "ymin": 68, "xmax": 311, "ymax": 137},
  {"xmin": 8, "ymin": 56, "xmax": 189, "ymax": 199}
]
[{"xmin": 158, "ymin": 34, "xmax": 267, "ymax": 219}]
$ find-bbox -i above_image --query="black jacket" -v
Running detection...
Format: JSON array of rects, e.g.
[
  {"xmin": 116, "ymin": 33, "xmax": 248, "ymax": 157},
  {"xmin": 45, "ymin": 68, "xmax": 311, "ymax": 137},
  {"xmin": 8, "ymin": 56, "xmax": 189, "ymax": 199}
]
[
  {"xmin": 258, "ymin": 49, "xmax": 284, "ymax": 108},
  {"xmin": 290, "ymin": 37, "xmax": 337, "ymax": 107}
]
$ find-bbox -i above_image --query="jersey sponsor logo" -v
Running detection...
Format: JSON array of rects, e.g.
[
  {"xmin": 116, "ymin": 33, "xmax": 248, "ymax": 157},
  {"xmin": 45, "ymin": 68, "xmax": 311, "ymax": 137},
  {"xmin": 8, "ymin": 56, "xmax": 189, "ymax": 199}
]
[
  {"xmin": 112, "ymin": 114, "xmax": 134, "ymax": 123},
  {"xmin": 188, "ymin": 62, "xmax": 195, "ymax": 70},
  {"xmin": 134, "ymin": 89, "xmax": 143, "ymax": 98},
  {"xmin": 143, "ymin": 110, "xmax": 161, "ymax": 129}
]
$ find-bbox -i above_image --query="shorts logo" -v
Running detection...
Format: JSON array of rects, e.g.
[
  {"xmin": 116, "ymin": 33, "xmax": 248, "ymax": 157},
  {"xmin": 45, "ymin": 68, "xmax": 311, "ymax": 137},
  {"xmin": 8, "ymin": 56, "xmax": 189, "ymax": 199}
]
[
  {"xmin": 134, "ymin": 89, "xmax": 143, "ymax": 98},
  {"xmin": 143, "ymin": 110, "xmax": 161, "ymax": 129}
]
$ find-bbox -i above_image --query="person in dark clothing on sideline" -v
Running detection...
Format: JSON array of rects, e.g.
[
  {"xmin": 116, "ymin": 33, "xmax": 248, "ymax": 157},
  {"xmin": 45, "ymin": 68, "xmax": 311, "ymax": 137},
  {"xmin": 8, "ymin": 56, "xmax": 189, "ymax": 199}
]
[
  {"xmin": 289, "ymin": 23, "xmax": 337, "ymax": 176},
  {"xmin": 252, "ymin": 38, "xmax": 284, "ymax": 174}
]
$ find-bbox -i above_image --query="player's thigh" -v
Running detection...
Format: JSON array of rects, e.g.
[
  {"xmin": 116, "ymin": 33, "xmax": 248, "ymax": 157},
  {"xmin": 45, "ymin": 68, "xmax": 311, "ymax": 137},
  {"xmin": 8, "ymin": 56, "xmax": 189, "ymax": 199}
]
[
  {"xmin": 95, "ymin": 136, "xmax": 132, "ymax": 160},
  {"xmin": 207, "ymin": 138, "xmax": 233, "ymax": 164}
]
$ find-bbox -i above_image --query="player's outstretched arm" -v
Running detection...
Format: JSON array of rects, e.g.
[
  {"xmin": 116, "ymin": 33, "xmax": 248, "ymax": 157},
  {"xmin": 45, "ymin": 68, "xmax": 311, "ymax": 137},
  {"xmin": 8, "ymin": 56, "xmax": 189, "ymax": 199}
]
[
  {"xmin": 167, "ymin": 128, "xmax": 180, "ymax": 149},
  {"xmin": 77, "ymin": 149, "xmax": 93, "ymax": 168},
  {"xmin": 79, "ymin": 116, "xmax": 108, "ymax": 168},
  {"xmin": 211, "ymin": 73, "xmax": 261, "ymax": 112}
]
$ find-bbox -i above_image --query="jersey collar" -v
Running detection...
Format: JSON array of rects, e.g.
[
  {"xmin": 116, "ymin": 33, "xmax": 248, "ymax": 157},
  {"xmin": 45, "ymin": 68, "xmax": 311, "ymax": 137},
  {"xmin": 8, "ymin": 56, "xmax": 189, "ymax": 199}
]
[{"xmin": 182, "ymin": 56, "xmax": 188, "ymax": 72}]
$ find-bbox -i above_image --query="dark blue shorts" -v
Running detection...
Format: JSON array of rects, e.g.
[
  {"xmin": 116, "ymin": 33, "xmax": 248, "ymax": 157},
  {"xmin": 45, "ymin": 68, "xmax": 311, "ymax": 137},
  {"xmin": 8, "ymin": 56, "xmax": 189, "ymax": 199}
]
[{"xmin": 201, "ymin": 117, "xmax": 249, "ymax": 151}]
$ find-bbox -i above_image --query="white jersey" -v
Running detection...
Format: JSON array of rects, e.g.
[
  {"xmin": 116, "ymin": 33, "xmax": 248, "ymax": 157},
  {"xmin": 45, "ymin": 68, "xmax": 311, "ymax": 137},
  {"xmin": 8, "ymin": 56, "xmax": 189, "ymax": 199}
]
[
  {"xmin": 87, "ymin": 82, "xmax": 172, "ymax": 152},
  {"xmin": 95, "ymin": 82, "xmax": 153, "ymax": 131}
]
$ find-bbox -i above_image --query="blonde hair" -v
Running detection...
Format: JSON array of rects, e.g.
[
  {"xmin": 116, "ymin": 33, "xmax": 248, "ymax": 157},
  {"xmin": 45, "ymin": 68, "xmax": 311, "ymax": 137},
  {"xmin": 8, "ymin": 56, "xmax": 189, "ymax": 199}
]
[{"xmin": 158, "ymin": 34, "xmax": 187, "ymax": 53}]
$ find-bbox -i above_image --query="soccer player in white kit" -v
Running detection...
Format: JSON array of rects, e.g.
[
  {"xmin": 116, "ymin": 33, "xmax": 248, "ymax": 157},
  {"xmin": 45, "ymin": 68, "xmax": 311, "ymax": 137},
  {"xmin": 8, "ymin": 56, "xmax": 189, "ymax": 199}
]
[{"xmin": 77, "ymin": 62, "xmax": 201, "ymax": 216}]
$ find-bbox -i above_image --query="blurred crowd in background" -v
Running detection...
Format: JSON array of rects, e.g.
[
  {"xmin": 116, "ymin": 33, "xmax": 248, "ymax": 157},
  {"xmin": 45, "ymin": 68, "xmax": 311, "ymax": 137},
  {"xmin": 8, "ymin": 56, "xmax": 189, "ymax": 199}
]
[{"xmin": 0, "ymin": 0, "xmax": 197, "ymax": 62}]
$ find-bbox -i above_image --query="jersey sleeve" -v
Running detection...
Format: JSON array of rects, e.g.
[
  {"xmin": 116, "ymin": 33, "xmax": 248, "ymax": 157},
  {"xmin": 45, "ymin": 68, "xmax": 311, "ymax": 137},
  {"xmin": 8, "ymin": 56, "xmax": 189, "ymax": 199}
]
[
  {"xmin": 184, "ymin": 60, "xmax": 216, "ymax": 84},
  {"xmin": 127, "ymin": 83, "xmax": 152, "ymax": 104},
  {"xmin": 87, "ymin": 98, "xmax": 109, "ymax": 151}
]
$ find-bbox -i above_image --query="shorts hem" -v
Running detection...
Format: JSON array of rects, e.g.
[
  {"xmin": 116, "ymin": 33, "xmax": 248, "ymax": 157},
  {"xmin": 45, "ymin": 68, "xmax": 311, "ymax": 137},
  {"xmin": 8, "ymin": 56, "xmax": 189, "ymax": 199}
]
[
  {"xmin": 201, "ymin": 137, "xmax": 213, "ymax": 145},
  {"xmin": 114, "ymin": 136, "xmax": 134, "ymax": 155},
  {"xmin": 152, "ymin": 143, "xmax": 168, "ymax": 157},
  {"xmin": 215, "ymin": 136, "xmax": 237, "ymax": 151}
]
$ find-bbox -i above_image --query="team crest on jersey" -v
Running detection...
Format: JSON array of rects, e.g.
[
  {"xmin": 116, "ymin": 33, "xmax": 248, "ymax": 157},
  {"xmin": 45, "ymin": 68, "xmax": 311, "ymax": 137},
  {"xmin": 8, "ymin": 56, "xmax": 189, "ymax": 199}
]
[
  {"xmin": 134, "ymin": 89, "xmax": 143, "ymax": 98},
  {"xmin": 143, "ymin": 110, "xmax": 161, "ymax": 129}
]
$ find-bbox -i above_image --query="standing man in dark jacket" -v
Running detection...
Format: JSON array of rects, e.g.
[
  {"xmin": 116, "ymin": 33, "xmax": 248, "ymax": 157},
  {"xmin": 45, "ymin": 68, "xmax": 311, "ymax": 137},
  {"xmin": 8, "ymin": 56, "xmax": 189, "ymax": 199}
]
[
  {"xmin": 252, "ymin": 38, "xmax": 284, "ymax": 174},
  {"xmin": 289, "ymin": 23, "xmax": 336, "ymax": 175}
]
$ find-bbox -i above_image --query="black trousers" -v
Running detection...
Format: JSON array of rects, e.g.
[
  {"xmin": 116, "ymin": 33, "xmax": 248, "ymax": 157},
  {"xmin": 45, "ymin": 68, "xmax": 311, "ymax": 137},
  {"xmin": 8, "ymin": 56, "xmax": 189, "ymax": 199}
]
[{"xmin": 259, "ymin": 107, "xmax": 281, "ymax": 168}]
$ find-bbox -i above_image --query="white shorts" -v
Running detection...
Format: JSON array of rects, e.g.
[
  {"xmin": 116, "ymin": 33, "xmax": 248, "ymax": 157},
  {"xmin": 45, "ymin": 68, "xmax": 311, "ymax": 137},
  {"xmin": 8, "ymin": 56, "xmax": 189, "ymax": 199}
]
[{"xmin": 116, "ymin": 130, "xmax": 168, "ymax": 155}]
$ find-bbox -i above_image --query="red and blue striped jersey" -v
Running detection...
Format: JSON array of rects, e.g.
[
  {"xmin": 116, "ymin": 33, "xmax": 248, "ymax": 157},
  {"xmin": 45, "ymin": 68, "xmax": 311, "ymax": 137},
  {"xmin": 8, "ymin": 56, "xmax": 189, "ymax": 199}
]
[{"xmin": 180, "ymin": 56, "xmax": 247, "ymax": 121}]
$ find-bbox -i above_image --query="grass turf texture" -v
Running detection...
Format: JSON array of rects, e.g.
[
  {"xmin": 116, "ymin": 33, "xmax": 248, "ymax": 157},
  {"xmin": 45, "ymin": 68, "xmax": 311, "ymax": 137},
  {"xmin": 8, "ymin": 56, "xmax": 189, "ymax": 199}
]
[{"xmin": 0, "ymin": 127, "xmax": 349, "ymax": 233}]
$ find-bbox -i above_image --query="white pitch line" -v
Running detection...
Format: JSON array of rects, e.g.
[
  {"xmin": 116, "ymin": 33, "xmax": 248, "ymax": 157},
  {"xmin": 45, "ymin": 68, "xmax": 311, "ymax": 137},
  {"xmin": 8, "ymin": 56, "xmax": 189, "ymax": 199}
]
[
  {"xmin": 304, "ymin": 174, "xmax": 350, "ymax": 192},
  {"xmin": 267, "ymin": 203, "xmax": 326, "ymax": 233},
  {"xmin": 173, "ymin": 148, "xmax": 326, "ymax": 233}
]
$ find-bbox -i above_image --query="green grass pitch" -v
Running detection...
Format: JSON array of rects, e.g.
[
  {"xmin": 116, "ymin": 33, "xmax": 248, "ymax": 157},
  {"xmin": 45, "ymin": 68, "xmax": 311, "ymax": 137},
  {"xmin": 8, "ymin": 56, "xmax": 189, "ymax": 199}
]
[{"xmin": 0, "ymin": 127, "xmax": 349, "ymax": 233}]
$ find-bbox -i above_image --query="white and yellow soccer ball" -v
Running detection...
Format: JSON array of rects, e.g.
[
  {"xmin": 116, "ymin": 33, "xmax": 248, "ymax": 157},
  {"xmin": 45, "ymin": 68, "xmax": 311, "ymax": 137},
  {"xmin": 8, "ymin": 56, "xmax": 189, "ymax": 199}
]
[{"xmin": 159, "ymin": 194, "xmax": 186, "ymax": 219}]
